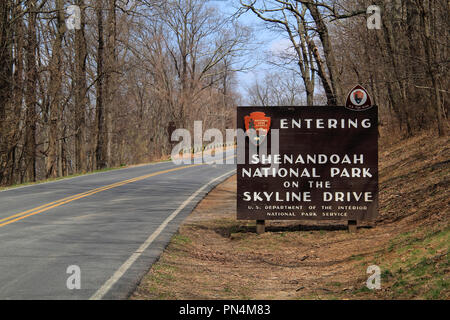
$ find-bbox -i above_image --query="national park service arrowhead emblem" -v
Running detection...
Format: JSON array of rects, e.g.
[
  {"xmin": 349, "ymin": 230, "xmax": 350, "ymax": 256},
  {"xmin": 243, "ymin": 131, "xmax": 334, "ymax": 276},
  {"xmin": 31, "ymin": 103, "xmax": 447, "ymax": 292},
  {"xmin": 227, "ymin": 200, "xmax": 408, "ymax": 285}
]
[
  {"xmin": 244, "ymin": 112, "xmax": 271, "ymax": 146},
  {"xmin": 345, "ymin": 85, "xmax": 373, "ymax": 111}
]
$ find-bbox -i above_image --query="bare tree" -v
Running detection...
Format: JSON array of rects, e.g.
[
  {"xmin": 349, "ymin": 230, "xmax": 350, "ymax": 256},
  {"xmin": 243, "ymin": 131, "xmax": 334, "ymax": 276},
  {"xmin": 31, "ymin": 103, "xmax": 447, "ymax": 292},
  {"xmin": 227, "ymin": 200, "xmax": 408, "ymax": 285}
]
[
  {"xmin": 74, "ymin": 0, "xmax": 88, "ymax": 172},
  {"xmin": 246, "ymin": 70, "xmax": 306, "ymax": 106},
  {"xmin": 25, "ymin": 0, "xmax": 38, "ymax": 181},
  {"xmin": 240, "ymin": 0, "xmax": 354, "ymax": 105},
  {"xmin": 0, "ymin": 1, "xmax": 13, "ymax": 184},
  {"xmin": 46, "ymin": 0, "xmax": 66, "ymax": 178},
  {"xmin": 95, "ymin": 0, "xmax": 107, "ymax": 169}
]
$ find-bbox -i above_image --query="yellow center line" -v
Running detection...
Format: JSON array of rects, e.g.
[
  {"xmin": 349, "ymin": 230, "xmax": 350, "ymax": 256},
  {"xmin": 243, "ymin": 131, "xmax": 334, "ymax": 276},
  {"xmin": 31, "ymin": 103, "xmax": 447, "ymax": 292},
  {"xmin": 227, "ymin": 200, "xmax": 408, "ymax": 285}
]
[
  {"xmin": 0, "ymin": 164, "xmax": 202, "ymax": 228},
  {"xmin": 0, "ymin": 180, "xmax": 138, "ymax": 224},
  {"xmin": 0, "ymin": 154, "xmax": 236, "ymax": 228}
]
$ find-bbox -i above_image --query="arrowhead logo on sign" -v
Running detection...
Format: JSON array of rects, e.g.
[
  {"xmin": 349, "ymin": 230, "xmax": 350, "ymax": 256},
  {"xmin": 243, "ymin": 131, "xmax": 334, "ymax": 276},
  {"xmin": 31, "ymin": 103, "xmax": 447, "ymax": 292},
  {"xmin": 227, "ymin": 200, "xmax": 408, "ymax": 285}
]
[
  {"xmin": 345, "ymin": 85, "xmax": 373, "ymax": 111},
  {"xmin": 244, "ymin": 112, "xmax": 271, "ymax": 146}
]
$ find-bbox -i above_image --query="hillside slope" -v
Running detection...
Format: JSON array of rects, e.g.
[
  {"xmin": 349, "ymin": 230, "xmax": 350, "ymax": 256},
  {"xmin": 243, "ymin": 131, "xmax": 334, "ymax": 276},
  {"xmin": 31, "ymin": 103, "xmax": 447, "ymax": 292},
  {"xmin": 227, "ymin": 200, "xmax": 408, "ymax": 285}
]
[{"xmin": 132, "ymin": 131, "xmax": 449, "ymax": 300}]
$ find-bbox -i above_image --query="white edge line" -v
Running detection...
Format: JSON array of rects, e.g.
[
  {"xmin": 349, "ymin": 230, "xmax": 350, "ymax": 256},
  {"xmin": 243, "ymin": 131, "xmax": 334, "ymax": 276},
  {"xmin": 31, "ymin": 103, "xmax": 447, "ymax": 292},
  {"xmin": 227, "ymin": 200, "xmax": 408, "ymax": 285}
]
[{"xmin": 89, "ymin": 169, "xmax": 236, "ymax": 300}]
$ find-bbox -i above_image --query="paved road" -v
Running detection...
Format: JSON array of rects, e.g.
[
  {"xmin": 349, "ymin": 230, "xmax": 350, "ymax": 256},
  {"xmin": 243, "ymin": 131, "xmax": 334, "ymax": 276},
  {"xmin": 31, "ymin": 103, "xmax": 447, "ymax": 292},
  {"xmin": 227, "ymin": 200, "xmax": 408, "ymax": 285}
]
[{"xmin": 0, "ymin": 152, "xmax": 236, "ymax": 300}]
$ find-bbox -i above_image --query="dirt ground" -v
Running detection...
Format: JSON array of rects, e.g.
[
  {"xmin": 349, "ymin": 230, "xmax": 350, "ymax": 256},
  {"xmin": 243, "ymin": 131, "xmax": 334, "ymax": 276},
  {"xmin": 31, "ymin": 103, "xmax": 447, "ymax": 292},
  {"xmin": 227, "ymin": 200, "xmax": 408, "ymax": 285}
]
[{"xmin": 131, "ymin": 131, "xmax": 449, "ymax": 300}]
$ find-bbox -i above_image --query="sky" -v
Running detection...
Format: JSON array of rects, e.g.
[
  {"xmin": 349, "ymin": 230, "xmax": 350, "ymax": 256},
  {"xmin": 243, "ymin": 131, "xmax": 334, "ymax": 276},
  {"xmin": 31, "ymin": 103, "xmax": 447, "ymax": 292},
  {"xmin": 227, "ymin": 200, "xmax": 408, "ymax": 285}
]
[{"xmin": 209, "ymin": 0, "xmax": 292, "ymax": 100}]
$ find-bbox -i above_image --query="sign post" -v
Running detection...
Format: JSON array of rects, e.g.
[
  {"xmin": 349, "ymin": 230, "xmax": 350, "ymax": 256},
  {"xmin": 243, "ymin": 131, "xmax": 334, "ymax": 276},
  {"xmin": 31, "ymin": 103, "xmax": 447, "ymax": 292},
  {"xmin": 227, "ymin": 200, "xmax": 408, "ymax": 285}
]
[
  {"xmin": 348, "ymin": 220, "xmax": 358, "ymax": 233},
  {"xmin": 256, "ymin": 220, "xmax": 265, "ymax": 235},
  {"xmin": 237, "ymin": 105, "xmax": 378, "ymax": 233}
]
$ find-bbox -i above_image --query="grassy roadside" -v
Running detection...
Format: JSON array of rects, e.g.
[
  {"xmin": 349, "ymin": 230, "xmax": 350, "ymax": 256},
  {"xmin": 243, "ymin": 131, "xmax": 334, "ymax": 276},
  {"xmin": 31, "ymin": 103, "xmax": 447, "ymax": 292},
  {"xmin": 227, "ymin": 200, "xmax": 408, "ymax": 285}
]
[
  {"xmin": 0, "ymin": 166, "xmax": 126, "ymax": 192},
  {"xmin": 1, "ymin": 145, "xmax": 236, "ymax": 192},
  {"xmin": 131, "ymin": 131, "xmax": 449, "ymax": 300},
  {"xmin": 361, "ymin": 225, "xmax": 449, "ymax": 299}
]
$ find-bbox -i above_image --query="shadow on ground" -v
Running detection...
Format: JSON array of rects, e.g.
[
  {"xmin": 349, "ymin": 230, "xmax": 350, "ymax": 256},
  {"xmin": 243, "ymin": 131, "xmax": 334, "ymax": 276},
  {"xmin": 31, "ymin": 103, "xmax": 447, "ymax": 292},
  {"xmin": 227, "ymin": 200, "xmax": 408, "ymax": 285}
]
[{"xmin": 207, "ymin": 222, "xmax": 374, "ymax": 238}]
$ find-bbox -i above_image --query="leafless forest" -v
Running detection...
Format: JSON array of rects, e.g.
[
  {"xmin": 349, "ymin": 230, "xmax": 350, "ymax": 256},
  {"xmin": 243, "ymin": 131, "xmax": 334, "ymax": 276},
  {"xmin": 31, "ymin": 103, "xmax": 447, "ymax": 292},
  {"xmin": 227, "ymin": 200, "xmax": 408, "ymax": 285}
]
[{"xmin": 0, "ymin": 0, "xmax": 448, "ymax": 186}]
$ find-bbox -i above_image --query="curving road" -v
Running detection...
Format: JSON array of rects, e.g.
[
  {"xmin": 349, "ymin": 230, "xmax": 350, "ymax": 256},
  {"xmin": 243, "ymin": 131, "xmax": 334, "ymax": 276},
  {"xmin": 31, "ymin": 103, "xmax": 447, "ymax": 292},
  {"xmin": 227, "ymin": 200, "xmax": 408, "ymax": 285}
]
[{"xmin": 0, "ymin": 152, "xmax": 236, "ymax": 300}]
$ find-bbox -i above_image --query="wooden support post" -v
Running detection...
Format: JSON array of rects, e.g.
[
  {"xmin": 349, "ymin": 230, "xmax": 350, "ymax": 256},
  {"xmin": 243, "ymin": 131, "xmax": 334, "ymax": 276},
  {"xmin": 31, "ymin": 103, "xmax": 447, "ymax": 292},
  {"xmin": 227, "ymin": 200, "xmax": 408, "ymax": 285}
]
[
  {"xmin": 256, "ymin": 220, "xmax": 265, "ymax": 234},
  {"xmin": 348, "ymin": 220, "xmax": 358, "ymax": 233}
]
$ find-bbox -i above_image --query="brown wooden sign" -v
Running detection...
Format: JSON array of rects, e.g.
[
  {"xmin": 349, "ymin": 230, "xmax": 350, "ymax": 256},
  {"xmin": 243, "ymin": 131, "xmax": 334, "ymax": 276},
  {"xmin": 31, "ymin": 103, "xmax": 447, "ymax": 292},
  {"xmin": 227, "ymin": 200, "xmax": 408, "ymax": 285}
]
[{"xmin": 237, "ymin": 106, "xmax": 378, "ymax": 221}]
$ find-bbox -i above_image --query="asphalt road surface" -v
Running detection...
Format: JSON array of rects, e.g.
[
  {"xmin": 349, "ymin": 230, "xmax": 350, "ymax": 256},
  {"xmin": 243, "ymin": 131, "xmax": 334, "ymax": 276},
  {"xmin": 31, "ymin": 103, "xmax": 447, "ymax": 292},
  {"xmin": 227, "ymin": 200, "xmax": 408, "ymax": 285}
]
[{"xmin": 0, "ymin": 151, "xmax": 236, "ymax": 300}]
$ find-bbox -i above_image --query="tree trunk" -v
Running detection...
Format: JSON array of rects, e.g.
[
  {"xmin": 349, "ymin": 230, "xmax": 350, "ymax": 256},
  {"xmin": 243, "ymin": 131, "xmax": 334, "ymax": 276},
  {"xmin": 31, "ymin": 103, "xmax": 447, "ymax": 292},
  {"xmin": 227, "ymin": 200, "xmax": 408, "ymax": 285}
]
[
  {"xmin": 308, "ymin": 39, "xmax": 334, "ymax": 106},
  {"xmin": 25, "ymin": 0, "xmax": 37, "ymax": 182},
  {"xmin": 75, "ymin": 0, "xmax": 88, "ymax": 172},
  {"xmin": 418, "ymin": 0, "xmax": 447, "ymax": 136},
  {"xmin": 0, "ymin": 1, "xmax": 12, "ymax": 185},
  {"xmin": 305, "ymin": 3, "xmax": 343, "ymax": 105},
  {"xmin": 104, "ymin": 0, "xmax": 116, "ymax": 167},
  {"xmin": 95, "ymin": 1, "xmax": 107, "ymax": 170},
  {"xmin": 9, "ymin": 1, "xmax": 24, "ymax": 185},
  {"xmin": 46, "ymin": 0, "xmax": 66, "ymax": 178}
]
